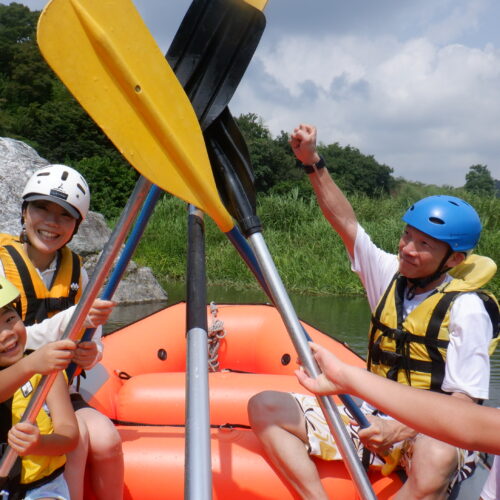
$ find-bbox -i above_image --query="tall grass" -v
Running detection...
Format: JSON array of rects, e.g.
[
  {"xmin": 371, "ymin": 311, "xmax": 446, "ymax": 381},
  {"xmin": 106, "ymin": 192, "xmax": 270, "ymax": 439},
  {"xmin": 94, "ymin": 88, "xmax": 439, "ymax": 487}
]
[{"xmin": 133, "ymin": 191, "xmax": 499, "ymax": 297}]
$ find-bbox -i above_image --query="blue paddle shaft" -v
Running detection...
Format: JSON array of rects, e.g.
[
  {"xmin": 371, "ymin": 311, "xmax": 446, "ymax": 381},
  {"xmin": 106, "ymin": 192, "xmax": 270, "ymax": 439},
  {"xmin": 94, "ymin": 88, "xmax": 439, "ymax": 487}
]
[{"xmin": 66, "ymin": 183, "xmax": 162, "ymax": 382}]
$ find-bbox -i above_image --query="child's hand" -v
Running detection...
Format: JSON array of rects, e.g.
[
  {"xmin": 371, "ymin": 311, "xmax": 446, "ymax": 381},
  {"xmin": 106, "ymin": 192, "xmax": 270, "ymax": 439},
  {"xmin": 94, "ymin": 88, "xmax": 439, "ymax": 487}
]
[
  {"xmin": 73, "ymin": 341, "xmax": 98, "ymax": 369},
  {"xmin": 30, "ymin": 340, "xmax": 76, "ymax": 374},
  {"xmin": 8, "ymin": 422, "xmax": 40, "ymax": 456},
  {"xmin": 84, "ymin": 299, "xmax": 116, "ymax": 328}
]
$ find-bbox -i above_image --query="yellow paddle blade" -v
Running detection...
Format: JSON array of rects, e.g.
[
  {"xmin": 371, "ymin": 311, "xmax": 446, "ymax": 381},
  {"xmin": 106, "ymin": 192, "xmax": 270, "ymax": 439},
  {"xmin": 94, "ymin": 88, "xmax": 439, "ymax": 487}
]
[
  {"xmin": 37, "ymin": 0, "xmax": 234, "ymax": 232},
  {"xmin": 244, "ymin": 0, "xmax": 268, "ymax": 10}
]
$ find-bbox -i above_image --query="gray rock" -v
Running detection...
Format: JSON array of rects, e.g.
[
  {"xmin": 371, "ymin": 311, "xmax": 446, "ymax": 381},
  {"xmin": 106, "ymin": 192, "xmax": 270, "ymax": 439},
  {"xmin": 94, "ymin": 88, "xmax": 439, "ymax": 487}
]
[{"xmin": 0, "ymin": 137, "xmax": 167, "ymax": 304}]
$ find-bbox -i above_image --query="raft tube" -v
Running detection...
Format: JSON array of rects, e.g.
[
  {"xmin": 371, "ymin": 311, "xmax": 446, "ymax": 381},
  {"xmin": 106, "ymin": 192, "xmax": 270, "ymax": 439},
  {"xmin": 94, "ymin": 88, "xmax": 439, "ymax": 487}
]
[{"xmin": 81, "ymin": 302, "xmax": 402, "ymax": 499}]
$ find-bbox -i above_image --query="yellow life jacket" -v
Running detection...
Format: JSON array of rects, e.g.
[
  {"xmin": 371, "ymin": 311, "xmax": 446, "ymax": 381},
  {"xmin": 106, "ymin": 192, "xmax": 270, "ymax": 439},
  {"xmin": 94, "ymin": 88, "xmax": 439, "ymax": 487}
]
[
  {"xmin": 0, "ymin": 234, "xmax": 82, "ymax": 326},
  {"xmin": 0, "ymin": 373, "xmax": 66, "ymax": 489},
  {"xmin": 367, "ymin": 255, "xmax": 500, "ymax": 392},
  {"xmin": 13, "ymin": 374, "xmax": 67, "ymax": 484}
]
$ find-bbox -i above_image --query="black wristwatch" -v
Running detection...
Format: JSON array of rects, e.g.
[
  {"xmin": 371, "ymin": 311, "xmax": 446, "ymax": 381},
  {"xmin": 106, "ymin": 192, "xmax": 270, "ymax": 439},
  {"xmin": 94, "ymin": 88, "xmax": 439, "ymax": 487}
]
[{"xmin": 301, "ymin": 155, "xmax": 326, "ymax": 174}]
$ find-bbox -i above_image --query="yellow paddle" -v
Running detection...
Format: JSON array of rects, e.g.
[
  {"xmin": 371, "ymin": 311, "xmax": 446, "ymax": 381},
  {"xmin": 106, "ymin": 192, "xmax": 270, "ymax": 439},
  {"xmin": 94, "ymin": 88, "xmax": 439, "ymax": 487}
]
[{"xmin": 37, "ymin": 0, "xmax": 234, "ymax": 232}]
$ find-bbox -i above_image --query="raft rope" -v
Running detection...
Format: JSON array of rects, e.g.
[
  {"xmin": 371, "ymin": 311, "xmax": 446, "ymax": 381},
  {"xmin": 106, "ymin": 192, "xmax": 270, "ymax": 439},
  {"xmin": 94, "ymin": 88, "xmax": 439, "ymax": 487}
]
[{"xmin": 207, "ymin": 302, "xmax": 226, "ymax": 372}]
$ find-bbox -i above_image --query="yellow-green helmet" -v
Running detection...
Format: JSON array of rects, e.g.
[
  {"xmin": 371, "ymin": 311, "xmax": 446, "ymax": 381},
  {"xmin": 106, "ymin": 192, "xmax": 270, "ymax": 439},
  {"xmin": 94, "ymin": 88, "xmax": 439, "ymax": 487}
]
[{"xmin": 0, "ymin": 277, "xmax": 20, "ymax": 310}]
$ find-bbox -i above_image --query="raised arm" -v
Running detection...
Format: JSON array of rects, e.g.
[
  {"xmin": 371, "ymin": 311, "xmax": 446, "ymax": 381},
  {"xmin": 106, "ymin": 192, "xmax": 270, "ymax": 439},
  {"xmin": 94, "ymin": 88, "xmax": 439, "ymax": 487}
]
[
  {"xmin": 290, "ymin": 124, "xmax": 358, "ymax": 258},
  {"xmin": 296, "ymin": 342, "xmax": 500, "ymax": 454}
]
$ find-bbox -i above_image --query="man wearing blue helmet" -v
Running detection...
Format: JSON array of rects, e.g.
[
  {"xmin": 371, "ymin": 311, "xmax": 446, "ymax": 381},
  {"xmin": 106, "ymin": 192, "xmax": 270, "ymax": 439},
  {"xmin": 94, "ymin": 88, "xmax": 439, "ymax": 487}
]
[{"xmin": 248, "ymin": 124, "xmax": 499, "ymax": 500}]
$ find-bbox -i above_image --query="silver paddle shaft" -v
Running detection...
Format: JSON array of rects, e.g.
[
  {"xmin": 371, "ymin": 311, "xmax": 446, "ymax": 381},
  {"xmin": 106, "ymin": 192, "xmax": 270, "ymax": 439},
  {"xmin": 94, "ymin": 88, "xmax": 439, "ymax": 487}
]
[
  {"xmin": 248, "ymin": 232, "xmax": 377, "ymax": 500},
  {"xmin": 185, "ymin": 206, "xmax": 212, "ymax": 500}
]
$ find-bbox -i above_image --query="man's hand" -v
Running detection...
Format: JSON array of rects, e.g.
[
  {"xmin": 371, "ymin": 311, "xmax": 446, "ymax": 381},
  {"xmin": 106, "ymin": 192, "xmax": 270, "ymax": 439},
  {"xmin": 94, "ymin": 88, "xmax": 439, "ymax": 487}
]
[
  {"xmin": 358, "ymin": 414, "xmax": 415, "ymax": 455},
  {"xmin": 29, "ymin": 339, "xmax": 76, "ymax": 374},
  {"xmin": 290, "ymin": 123, "xmax": 321, "ymax": 166}
]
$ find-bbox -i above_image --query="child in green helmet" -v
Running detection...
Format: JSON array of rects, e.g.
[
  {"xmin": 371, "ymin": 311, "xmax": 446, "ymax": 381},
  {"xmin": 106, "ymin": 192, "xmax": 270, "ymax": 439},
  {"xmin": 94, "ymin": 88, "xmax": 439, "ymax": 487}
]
[{"xmin": 0, "ymin": 276, "xmax": 78, "ymax": 499}]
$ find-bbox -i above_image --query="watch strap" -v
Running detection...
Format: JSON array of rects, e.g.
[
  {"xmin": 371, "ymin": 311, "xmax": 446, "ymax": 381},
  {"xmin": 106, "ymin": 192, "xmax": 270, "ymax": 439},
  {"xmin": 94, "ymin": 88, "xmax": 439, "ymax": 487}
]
[{"xmin": 302, "ymin": 155, "xmax": 326, "ymax": 174}]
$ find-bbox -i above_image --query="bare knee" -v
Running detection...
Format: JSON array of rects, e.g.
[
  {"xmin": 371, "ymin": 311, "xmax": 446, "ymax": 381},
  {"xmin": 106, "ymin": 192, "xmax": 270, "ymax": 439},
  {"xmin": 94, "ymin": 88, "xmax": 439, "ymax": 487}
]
[
  {"xmin": 248, "ymin": 391, "xmax": 304, "ymax": 434},
  {"xmin": 77, "ymin": 408, "xmax": 123, "ymax": 461},
  {"xmin": 92, "ymin": 423, "xmax": 123, "ymax": 461},
  {"xmin": 407, "ymin": 436, "xmax": 458, "ymax": 496}
]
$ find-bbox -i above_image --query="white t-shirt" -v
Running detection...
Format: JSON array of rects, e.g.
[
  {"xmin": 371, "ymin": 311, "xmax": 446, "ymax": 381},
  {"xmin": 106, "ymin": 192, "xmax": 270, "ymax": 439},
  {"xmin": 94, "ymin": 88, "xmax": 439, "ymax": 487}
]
[
  {"xmin": 352, "ymin": 225, "xmax": 492, "ymax": 400},
  {"xmin": 0, "ymin": 255, "xmax": 104, "ymax": 368}
]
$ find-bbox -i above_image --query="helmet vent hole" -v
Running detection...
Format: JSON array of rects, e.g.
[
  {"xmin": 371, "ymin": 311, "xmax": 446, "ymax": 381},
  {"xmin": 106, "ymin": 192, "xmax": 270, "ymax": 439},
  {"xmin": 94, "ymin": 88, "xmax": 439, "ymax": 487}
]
[
  {"xmin": 76, "ymin": 183, "xmax": 86, "ymax": 194},
  {"xmin": 61, "ymin": 171, "xmax": 69, "ymax": 181},
  {"xmin": 429, "ymin": 217, "xmax": 444, "ymax": 225},
  {"xmin": 448, "ymin": 200, "xmax": 459, "ymax": 207}
]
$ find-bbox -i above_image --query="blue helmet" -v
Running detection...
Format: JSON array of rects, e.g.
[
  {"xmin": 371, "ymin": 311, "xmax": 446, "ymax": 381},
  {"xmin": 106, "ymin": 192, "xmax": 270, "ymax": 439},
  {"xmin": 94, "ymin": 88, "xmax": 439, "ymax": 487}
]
[{"xmin": 402, "ymin": 195, "xmax": 482, "ymax": 252}]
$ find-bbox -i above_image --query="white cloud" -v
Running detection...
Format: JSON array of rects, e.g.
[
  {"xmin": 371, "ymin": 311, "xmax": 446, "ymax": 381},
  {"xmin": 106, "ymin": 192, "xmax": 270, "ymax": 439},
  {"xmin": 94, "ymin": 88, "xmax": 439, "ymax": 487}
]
[
  {"xmin": 9, "ymin": 0, "xmax": 500, "ymax": 185},
  {"xmin": 231, "ymin": 31, "xmax": 500, "ymax": 185}
]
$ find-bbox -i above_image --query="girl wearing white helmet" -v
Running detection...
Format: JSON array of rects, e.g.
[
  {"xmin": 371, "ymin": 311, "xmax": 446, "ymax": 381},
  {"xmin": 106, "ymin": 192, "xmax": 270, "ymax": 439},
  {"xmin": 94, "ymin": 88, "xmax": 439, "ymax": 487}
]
[{"xmin": 0, "ymin": 164, "xmax": 124, "ymax": 500}]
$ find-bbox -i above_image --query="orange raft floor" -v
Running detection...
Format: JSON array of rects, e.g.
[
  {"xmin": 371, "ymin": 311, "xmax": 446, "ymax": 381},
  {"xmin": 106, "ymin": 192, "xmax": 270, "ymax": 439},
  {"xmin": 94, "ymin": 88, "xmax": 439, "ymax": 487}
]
[{"xmin": 80, "ymin": 302, "xmax": 402, "ymax": 499}]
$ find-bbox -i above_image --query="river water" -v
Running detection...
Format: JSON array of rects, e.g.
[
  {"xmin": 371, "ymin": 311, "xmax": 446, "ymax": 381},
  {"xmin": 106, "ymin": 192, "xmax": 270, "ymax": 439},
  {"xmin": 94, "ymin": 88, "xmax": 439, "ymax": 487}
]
[{"xmin": 105, "ymin": 281, "xmax": 500, "ymax": 409}]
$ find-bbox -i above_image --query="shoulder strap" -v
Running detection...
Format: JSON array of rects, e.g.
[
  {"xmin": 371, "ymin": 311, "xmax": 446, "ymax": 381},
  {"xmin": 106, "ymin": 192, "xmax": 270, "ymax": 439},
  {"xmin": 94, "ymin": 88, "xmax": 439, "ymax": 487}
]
[
  {"xmin": 3, "ymin": 245, "xmax": 39, "ymax": 325},
  {"xmin": 367, "ymin": 272, "xmax": 399, "ymax": 370},
  {"xmin": 424, "ymin": 291, "xmax": 460, "ymax": 392}
]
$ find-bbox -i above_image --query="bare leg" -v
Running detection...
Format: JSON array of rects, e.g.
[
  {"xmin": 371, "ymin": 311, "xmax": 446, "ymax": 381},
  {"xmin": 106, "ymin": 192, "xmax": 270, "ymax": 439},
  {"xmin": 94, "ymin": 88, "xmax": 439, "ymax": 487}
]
[
  {"xmin": 248, "ymin": 391, "xmax": 329, "ymax": 500},
  {"xmin": 79, "ymin": 407, "xmax": 124, "ymax": 500},
  {"xmin": 64, "ymin": 411, "xmax": 90, "ymax": 500},
  {"xmin": 395, "ymin": 434, "xmax": 458, "ymax": 500}
]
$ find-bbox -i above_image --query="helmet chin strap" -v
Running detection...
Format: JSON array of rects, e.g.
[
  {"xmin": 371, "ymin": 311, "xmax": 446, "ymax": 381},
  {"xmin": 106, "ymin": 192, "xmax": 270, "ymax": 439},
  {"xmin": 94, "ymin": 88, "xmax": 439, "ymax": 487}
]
[{"xmin": 405, "ymin": 247, "xmax": 454, "ymax": 300}]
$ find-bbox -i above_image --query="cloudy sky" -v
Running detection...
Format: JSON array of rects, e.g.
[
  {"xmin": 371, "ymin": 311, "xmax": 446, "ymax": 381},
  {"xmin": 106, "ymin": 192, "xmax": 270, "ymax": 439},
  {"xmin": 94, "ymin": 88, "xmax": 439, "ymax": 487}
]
[{"xmin": 16, "ymin": 0, "xmax": 500, "ymax": 186}]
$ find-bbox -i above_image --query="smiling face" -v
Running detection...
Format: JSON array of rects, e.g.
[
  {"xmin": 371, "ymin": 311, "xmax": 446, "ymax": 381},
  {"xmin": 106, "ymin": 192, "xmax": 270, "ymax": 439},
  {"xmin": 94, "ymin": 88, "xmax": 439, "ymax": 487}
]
[
  {"xmin": 0, "ymin": 305, "xmax": 26, "ymax": 367},
  {"xmin": 23, "ymin": 200, "xmax": 77, "ymax": 268},
  {"xmin": 398, "ymin": 225, "xmax": 453, "ymax": 281}
]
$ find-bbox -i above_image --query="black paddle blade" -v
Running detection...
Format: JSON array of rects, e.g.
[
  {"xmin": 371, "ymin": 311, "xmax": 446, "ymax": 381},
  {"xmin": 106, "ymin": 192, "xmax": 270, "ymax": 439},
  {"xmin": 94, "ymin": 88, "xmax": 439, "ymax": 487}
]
[
  {"xmin": 204, "ymin": 106, "xmax": 261, "ymax": 237},
  {"xmin": 166, "ymin": 0, "xmax": 265, "ymax": 130}
]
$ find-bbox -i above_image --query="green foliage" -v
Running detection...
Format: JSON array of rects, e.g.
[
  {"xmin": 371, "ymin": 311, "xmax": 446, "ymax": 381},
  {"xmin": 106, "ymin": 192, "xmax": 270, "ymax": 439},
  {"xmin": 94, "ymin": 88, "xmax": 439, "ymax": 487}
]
[
  {"xmin": 133, "ymin": 191, "xmax": 499, "ymax": 297},
  {"xmin": 235, "ymin": 113, "xmax": 298, "ymax": 193},
  {"xmin": 133, "ymin": 196, "xmax": 189, "ymax": 281},
  {"xmin": 465, "ymin": 165, "xmax": 495, "ymax": 197},
  {"xmin": 0, "ymin": 3, "xmax": 136, "ymax": 215},
  {"xmin": 0, "ymin": 3, "xmax": 52, "ymax": 109},
  {"xmin": 319, "ymin": 142, "xmax": 394, "ymax": 196},
  {"xmin": 234, "ymin": 113, "xmax": 396, "ymax": 198},
  {"xmin": 11, "ymin": 83, "xmax": 120, "ymax": 162},
  {"xmin": 74, "ymin": 156, "xmax": 138, "ymax": 219}
]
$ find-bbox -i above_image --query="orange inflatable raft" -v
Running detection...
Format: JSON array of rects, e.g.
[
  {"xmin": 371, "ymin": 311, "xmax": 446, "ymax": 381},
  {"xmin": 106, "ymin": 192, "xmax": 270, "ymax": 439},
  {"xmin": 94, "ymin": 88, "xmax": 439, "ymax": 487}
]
[{"xmin": 80, "ymin": 302, "xmax": 402, "ymax": 499}]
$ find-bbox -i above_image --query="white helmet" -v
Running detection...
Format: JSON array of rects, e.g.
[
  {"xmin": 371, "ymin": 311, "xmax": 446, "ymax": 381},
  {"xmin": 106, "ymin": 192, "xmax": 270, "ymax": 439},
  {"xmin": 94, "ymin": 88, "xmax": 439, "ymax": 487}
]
[{"xmin": 22, "ymin": 164, "xmax": 90, "ymax": 220}]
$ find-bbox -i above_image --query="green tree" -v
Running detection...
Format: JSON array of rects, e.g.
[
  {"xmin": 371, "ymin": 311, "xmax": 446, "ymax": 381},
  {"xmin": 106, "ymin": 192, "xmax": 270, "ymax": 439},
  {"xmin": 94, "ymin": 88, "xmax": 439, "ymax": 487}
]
[
  {"xmin": 319, "ymin": 143, "xmax": 394, "ymax": 196},
  {"xmin": 75, "ymin": 156, "xmax": 138, "ymax": 219},
  {"xmin": 12, "ymin": 83, "xmax": 121, "ymax": 162},
  {"xmin": 0, "ymin": 3, "xmax": 52, "ymax": 109},
  {"xmin": 465, "ymin": 165, "xmax": 495, "ymax": 197},
  {"xmin": 235, "ymin": 113, "xmax": 296, "ymax": 193}
]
